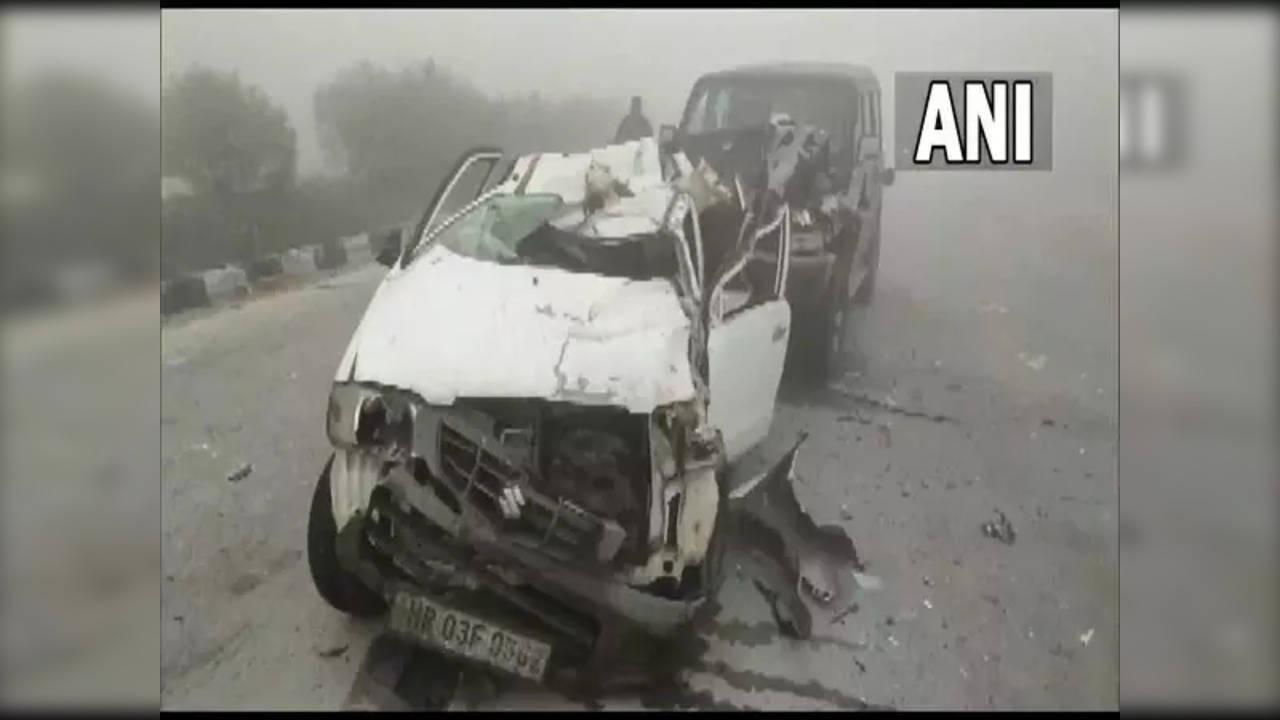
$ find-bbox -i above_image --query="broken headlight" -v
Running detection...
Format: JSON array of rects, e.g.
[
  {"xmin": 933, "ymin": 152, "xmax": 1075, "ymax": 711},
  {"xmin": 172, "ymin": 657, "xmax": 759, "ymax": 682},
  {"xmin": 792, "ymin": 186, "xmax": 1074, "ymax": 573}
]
[{"xmin": 326, "ymin": 382, "xmax": 414, "ymax": 455}]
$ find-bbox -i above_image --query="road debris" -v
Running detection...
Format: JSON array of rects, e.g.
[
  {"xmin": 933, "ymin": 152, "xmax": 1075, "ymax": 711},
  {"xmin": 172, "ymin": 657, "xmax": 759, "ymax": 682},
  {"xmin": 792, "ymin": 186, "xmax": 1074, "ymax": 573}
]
[
  {"xmin": 923, "ymin": 599, "xmax": 933, "ymax": 610},
  {"xmin": 1079, "ymin": 628, "xmax": 1094, "ymax": 646},
  {"xmin": 226, "ymin": 462, "xmax": 253, "ymax": 483},
  {"xmin": 832, "ymin": 603, "xmax": 860, "ymax": 625},
  {"xmin": 852, "ymin": 573, "xmax": 883, "ymax": 591},
  {"xmin": 316, "ymin": 643, "xmax": 349, "ymax": 658},
  {"xmin": 980, "ymin": 509, "xmax": 1017, "ymax": 545}
]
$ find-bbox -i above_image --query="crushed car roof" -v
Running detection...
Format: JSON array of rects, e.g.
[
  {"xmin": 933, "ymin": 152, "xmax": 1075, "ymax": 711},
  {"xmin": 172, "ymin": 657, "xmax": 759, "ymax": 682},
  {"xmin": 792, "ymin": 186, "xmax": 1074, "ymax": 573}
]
[{"xmin": 493, "ymin": 138, "xmax": 677, "ymax": 238}]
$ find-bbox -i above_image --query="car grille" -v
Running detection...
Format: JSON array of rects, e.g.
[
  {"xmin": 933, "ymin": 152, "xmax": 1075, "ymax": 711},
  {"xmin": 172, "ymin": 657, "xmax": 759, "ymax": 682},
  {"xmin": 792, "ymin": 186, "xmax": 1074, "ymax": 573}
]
[{"xmin": 437, "ymin": 423, "xmax": 615, "ymax": 563}]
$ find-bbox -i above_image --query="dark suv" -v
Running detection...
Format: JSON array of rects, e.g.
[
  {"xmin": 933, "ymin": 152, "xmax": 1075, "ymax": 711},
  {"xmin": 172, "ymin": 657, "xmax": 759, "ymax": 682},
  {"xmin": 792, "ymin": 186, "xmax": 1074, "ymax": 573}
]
[{"xmin": 666, "ymin": 62, "xmax": 895, "ymax": 380}]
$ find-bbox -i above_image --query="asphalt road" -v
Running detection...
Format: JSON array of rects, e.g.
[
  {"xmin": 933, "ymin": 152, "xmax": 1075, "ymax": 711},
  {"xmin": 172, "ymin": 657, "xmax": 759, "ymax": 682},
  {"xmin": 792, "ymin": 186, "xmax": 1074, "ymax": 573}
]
[{"xmin": 159, "ymin": 169, "xmax": 1119, "ymax": 710}]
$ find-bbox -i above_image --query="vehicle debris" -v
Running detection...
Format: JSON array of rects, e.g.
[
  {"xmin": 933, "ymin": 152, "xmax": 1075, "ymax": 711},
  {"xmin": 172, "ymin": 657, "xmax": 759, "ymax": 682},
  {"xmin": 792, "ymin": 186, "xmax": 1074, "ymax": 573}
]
[
  {"xmin": 980, "ymin": 509, "xmax": 1017, "ymax": 545},
  {"xmin": 724, "ymin": 434, "xmax": 868, "ymax": 639},
  {"xmin": 852, "ymin": 572, "xmax": 883, "ymax": 591},
  {"xmin": 226, "ymin": 462, "xmax": 253, "ymax": 483},
  {"xmin": 316, "ymin": 643, "xmax": 349, "ymax": 658}
]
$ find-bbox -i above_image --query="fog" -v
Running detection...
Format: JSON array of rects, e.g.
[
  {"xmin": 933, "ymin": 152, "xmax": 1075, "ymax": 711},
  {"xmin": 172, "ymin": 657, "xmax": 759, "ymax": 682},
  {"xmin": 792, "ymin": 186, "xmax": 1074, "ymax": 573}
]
[{"xmin": 161, "ymin": 9, "xmax": 1115, "ymax": 177}]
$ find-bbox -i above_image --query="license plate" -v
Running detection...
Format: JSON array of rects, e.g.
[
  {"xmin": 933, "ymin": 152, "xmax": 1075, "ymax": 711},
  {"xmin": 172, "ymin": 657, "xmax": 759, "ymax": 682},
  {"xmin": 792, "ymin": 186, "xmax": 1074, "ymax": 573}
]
[{"xmin": 387, "ymin": 591, "xmax": 552, "ymax": 682}]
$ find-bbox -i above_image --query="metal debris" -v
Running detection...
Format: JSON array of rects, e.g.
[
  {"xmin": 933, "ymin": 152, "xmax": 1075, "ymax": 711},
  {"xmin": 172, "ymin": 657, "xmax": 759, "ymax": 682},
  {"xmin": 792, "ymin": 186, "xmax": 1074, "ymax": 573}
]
[
  {"xmin": 317, "ymin": 643, "xmax": 349, "ymax": 658},
  {"xmin": 226, "ymin": 462, "xmax": 253, "ymax": 483},
  {"xmin": 727, "ymin": 435, "xmax": 867, "ymax": 639},
  {"xmin": 980, "ymin": 509, "xmax": 1017, "ymax": 545},
  {"xmin": 852, "ymin": 572, "xmax": 882, "ymax": 591}
]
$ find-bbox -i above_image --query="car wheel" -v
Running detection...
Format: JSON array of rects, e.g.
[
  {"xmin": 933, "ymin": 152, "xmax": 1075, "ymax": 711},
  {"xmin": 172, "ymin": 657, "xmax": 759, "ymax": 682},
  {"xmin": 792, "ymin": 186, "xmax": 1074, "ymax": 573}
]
[
  {"xmin": 806, "ymin": 242, "xmax": 856, "ymax": 386},
  {"xmin": 307, "ymin": 454, "xmax": 387, "ymax": 618},
  {"xmin": 853, "ymin": 212, "xmax": 880, "ymax": 306}
]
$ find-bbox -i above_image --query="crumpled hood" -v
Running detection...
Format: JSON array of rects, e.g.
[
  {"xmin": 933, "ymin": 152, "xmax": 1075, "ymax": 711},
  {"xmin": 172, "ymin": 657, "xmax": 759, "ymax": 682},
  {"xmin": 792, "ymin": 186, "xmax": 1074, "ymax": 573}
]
[{"xmin": 335, "ymin": 245, "xmax": 697, "ymax": 413}]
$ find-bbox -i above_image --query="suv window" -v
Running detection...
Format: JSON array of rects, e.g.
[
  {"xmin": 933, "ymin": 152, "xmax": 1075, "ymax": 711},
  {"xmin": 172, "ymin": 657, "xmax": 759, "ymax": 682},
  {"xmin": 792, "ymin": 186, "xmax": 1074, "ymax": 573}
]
[{"xmin": 682, "ymin": 77, "xmax": 857, "ymax": 142}]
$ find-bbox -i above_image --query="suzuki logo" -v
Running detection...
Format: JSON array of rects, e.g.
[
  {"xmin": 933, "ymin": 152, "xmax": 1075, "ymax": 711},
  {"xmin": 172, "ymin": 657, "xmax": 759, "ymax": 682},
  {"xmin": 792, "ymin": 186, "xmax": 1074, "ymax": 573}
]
[{"xmin": 498, "ymin": 484, "xmax": 527, "ymax": 519}]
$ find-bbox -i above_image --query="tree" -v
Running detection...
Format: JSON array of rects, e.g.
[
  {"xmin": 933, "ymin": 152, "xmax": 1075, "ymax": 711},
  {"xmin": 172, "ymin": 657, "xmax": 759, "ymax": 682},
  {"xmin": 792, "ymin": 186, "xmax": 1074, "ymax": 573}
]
[
  {"xmin": 162, "ymin": 67, "xmax": 296, "ymax": 196},
  {"xmin": 162, "ymin": 67, "xmax": 297, "ymax": 264},
  {"xmin": 314, "ymin": 60, "xmax": 498, "ymax": 190}
]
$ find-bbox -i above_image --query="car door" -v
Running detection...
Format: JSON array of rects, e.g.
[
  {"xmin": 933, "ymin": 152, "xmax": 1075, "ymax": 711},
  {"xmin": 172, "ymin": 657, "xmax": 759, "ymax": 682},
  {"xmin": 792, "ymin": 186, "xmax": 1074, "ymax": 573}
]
[
  {"xmin": 397, "ymin": 147, "xmax": 505, "ymax": 270},
  {"xmin": 707, "ymin": 209, "xmax": 792, "ymax": 462}
]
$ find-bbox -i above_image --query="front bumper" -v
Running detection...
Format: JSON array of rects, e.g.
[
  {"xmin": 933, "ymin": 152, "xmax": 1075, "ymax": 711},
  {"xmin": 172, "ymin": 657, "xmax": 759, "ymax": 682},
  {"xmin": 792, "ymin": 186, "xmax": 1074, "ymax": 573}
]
[
  {"xmin": 325, "ymin": 384, "xmax": 721, "ymax": 677},
  {"xmin": 336, "ymin": 482, "xmax": 708, "ymax": 683}
]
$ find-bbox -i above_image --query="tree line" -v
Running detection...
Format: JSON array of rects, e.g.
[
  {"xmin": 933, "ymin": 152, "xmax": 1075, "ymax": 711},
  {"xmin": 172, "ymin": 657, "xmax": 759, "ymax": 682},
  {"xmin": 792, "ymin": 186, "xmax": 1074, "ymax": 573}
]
[{"xmin": 161, "ymin": 60, "xmax": 626, "ymax": 278}]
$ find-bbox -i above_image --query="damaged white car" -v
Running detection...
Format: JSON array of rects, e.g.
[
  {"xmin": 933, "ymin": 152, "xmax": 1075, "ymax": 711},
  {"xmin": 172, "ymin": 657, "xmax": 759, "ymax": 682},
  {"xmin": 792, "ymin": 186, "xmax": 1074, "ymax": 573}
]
[{"xmin": 308, "ymin": 134, "xmax": 863, "ymax": 692}]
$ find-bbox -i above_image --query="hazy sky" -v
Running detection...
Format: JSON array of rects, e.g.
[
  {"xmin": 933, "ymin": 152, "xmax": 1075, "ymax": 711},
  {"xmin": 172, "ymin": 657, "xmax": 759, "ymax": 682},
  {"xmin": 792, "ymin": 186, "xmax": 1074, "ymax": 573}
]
[
  {"xmin": 8, "ymin": 9, "xmax": 1116, "ymax": 178},
  {"xmin": 161, "ymin": 9, "xmax": 1115, "ymax": 177}
]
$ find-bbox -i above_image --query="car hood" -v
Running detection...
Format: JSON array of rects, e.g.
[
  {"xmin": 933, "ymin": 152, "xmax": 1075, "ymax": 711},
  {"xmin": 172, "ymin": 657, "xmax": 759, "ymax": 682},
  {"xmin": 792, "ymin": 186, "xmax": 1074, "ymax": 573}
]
[{"xmin": 335, "ymin": 244, "xmax": 698, "ymax": 413}]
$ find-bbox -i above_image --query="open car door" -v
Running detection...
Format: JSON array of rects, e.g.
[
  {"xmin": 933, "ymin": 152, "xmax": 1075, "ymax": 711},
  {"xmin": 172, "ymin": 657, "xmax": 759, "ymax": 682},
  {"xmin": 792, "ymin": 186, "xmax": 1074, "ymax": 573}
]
[
  {"xmin": 397, "ymin": 147, "xmax": 505, "ymax": 269},
  {"xmin": 706, "ymin": 207, "xmax": 793, "ymax": 462}
]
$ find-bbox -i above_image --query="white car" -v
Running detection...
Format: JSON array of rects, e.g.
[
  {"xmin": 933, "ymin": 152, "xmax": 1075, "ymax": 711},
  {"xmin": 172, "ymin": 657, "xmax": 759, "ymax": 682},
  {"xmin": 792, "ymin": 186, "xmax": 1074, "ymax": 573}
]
[{"xmin": 307, "ymin": 137, "xmax": 859, "ymax": 691}]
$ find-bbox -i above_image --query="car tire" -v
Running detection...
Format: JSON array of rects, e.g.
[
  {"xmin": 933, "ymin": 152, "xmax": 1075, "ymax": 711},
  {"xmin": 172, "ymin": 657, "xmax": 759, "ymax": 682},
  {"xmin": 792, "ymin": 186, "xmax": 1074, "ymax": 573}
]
[
  {"xmin": 307, "ymin": 454, "xmax": 387, "ymax": 618},
  {"xmin": 853, "ymin": 211, "xmax": 881, "ymax": 306},
  {"xmin": 801, "ymin": 241, "xmax": 856, "ymax": 386}
]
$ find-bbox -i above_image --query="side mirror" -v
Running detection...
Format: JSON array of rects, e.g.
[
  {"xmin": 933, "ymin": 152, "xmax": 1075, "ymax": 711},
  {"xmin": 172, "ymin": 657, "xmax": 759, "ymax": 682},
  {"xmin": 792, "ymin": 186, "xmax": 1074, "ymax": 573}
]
[
  {"xmin": 880, "ymin": 166, "xmax": 896, "ymax": 187},
  {"xmin": 659, "ymin": 124, "xmax": 677, "ymax": 147},
  {"xmin": 375, "ymin": 229, "xmax": 402, "ymax": 268}
]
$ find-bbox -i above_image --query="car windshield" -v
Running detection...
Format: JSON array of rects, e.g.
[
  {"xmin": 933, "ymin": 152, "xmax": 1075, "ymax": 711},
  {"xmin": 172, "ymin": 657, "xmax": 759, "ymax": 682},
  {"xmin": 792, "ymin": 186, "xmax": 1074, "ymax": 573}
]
[
  {"xmin": 682, "ymin": 77, "xmax": 854, "ymax": 138},
  {"xmin": 412, "ymin": 192, "xmax": 565, "ymax": 264},
  {"xmin": 409, "ymin": 191, "xmax": 686, "ymax": 283}
]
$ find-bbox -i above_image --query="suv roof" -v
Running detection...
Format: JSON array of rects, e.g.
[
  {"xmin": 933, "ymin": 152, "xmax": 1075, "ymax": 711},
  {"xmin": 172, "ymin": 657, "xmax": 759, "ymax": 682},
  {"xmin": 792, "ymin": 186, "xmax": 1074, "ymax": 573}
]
[{"xmin": 697, "ymin": 62, "xmax": 880, "ymax": 91}]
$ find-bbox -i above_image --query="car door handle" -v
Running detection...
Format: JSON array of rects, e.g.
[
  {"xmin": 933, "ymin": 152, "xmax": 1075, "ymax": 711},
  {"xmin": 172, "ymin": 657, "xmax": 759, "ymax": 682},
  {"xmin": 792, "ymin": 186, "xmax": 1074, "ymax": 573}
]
[{"xmin": 772, "ymin": 324, "xmax": 787, "ymax": 342}]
